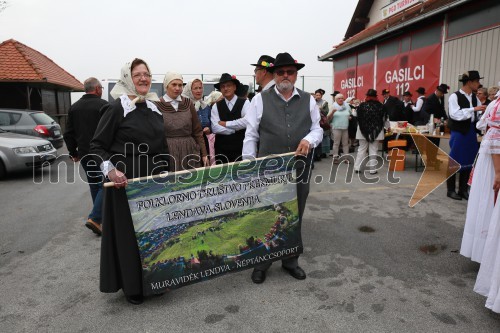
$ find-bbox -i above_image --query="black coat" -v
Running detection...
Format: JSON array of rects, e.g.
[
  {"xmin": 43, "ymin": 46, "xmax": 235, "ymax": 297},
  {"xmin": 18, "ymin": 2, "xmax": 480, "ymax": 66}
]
[
  {"xmin": 383, "ymin": 96, "xmax": 404, "ymax": 121},
  {"xmin": 64, "ymin": 94, "xmax": 109, "ymax": 158},
  {"xmin": 420, "ymin": 93, "xmax": 447, "ymax": 124}
]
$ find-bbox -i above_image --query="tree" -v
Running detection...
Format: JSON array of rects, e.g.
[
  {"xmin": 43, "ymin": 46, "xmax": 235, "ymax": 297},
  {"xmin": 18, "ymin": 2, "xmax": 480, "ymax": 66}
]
[{"xmin": 0, "ymin": 1, "xmax": 8, "ymax": 14}]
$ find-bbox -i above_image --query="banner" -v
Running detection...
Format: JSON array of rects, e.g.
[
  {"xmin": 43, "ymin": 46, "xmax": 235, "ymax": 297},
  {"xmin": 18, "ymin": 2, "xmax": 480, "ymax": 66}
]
[
  {"xmin": 376, "ymin": 43, "xmax": 441, "ymax": 97},
  {"xmin": 125, "ymin": 153, "xmax": 302, "ymax": 295}
]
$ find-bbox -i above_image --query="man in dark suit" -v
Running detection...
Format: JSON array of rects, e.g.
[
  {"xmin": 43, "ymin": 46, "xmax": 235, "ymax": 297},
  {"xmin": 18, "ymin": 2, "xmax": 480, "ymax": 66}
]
[
  {"xmin": 420, "ymin": 84, "xmax": 449, "ymax": 168},
  {"xmin": 382, "ymin": 88, "xmax": 404, "ymax": 121},
  {"xmin": 421, "ymin": 84, "xmax": 449, "ymax": 123},
  {"xmin": 64, "ymin": 77, "xmax": 109, "ymax": 235}
]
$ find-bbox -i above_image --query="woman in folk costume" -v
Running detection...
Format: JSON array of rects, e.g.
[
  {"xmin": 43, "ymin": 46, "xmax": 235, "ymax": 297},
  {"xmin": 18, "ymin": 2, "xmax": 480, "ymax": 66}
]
[
  {"xmin": 353, "ymin": 89, "xmax": 387, "ymax": 174},
  {"xmin": 91, "ymin": 58, "xmax": 169, "ymax": 305},
  {"xmin": 155, "ymin": 72, "xmax": 209, "ymax": 171},
  {"xmin": 471, "ymin": 92, "xmax": 500, "ymax": 313},
  {"xmin": 461, "ymin": 93, "xmax": 500, "ymax": 263},
  {"xmin": 182, "ymin": 79, "xmax": 212, "ymax": 163}
]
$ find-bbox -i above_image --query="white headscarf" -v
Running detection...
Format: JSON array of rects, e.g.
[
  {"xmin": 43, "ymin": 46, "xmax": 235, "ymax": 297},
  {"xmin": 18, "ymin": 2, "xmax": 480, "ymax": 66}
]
[
  {"xmin": 110, "ymin": 60, "xmax": 159, "ymax": 105},
  {"xmin": 182, "ymin": 79, "xmax": 208, "ymax": 111},
  {"xmin": 163, "ymin": 72, "xmax": 183, "ymax": 90},
  {"xmin": 204, "ymin": 91, "xmax": 223, "ymax": 105}
]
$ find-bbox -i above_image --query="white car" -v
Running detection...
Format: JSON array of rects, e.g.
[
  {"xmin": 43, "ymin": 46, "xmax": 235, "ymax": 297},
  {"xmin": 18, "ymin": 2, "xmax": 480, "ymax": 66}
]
[{"xmin": 0, "ymin": 129, "xmax": 57, "ymax": 179}]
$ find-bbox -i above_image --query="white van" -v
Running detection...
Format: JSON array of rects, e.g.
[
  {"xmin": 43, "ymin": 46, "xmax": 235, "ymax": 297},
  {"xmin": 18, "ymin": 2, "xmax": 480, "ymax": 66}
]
[{"xmin": 100, "ymin": 77, "xmax": 217, "ymax": 102}]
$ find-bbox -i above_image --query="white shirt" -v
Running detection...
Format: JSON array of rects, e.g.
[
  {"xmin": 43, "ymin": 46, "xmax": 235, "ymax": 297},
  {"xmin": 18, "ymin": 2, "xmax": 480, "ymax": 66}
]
[
  {"xmin": 411, "ymin": 96, "xmax": 424, "ymax": 112},
  {"xmin": 242, "ymin": 86, "xmax": 323, "ymax": 159},
  {"xmin": 163, "ymin": 94, "xmax": 182, "ymax": 111},
  {"xmin": 262, "ymin": 79, "xmax": 275, "ymax": 92},
  {"xmin": 211, "ymin": 95, "xmax": 250, "ymax": 135},
  {"xmin": 448, "ymin": 89, "xmax": 479, "ymax": 122}
]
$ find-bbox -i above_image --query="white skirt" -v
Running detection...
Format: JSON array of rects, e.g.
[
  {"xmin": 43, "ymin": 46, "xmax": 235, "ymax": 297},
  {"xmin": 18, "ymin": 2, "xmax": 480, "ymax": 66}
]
[
  {"xmin": 474, "ymin": 198, "xmax": 500, "ymax": 312},
  {"xmin": 460, "ymin": 153, "xmax": 496, "ymax": 262}
]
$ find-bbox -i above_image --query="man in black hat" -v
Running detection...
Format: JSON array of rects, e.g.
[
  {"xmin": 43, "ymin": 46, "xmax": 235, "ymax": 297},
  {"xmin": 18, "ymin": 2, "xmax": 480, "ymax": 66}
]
[
  {"xmin": 420, "ymin": 84, "xmax": 449, "ymax": 167},
  {"xmin": 211, "ymin": 73, "xmax": 250, "ymax": 164},
  {"xmin": 447, "ymin": 71, "xmax": 486, "ymax": 200},
  {"xmin": 382, "ymin": 88, "xmax": 404, "ymax": 121},
  {"xmin": 411, "ymin": 87, "xmax": 426, "ymax": 124},
  {"xmin": 251, "ymin": 55, "xmax": 276, "ymax": 92},
  {"xmin": 401, "ymin": 91, "xmax": 414, "ymax": 122},
  {"xmin": 243, "ymin": 52, "xmax": 323, "ymax": 284}
]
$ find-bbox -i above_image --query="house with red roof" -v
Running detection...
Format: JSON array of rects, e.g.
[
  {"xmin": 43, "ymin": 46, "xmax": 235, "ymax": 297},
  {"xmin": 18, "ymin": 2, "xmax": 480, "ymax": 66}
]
[
  {"xmin": 0, "ymin": 38, "xmax": 83, "ymax": 128},
  {"xmin": 319, "ymin": 0, "xmax": 499, "ymax": 102}
]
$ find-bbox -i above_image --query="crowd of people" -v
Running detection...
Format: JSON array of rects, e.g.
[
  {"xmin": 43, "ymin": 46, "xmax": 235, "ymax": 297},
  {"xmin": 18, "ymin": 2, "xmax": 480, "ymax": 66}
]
[{"xmin": 64, "ymin": 54, "xmax": 500, "ymax": 312}]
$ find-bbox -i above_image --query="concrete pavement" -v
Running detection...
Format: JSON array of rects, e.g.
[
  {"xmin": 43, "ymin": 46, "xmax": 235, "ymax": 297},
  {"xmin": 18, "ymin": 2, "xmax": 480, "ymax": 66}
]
[{"xmin": 1, "ymin": 151, "xmax": 499, "ymax": 332}]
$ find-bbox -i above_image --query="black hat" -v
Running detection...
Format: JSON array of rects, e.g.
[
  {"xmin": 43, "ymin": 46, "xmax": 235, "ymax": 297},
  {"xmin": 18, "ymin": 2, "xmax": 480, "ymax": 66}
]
[
  {"xmin": 315, "ymin": 89, "xmax": 325, "ymax": 95},
  {"xmin": 366, "ymin": 89, "xmax": 377, "ymax": 97},
  {"xmin": 330, "ymin": 90, "xmax": 340, "ymax": 97},
  {"xmin": 459, "ymin": 70, "xmax": 483, "ymax": 83},
  {"xmin": 436, "ymin": 84, "xmax": 449, "ymax": 94},
  {"xmin": 403, "ymin": 91, "xmax": 412, "ymax": 96},
  {"xmin": 214, "ymin": 73, "xmax": 241, "ymax": 90},
  {"xmin": 416, "ymin": 87, "xmax": 425, "ymax": 94},
  {"xmin": 382, "ymin": 88, "xmax": 390, "ymax": 95},
  {"xmin": 236, "ymin": 84, "xmax": 249, "ymax": 97},
  {"xmin": 269, "ymin": 52, "xmax": 305, "ymax": 72},
  {"xmin": 251, "ymin": 55, "xmax": 275, "ymax": 68}
]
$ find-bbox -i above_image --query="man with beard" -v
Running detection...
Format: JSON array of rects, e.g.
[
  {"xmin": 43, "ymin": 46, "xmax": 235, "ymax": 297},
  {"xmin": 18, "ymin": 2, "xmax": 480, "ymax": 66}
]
[{"xmin": 242, "ymin": 52, "xmax": 323, "ymax": 284}]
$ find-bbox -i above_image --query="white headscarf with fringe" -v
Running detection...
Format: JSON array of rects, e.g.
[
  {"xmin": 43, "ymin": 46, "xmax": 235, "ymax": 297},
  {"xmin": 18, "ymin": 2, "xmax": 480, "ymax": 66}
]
[
  {"xmin": 182, "ymin": 78, "xmax": 208, "ymax": 111},
  {"xmin": 110, "ymin": 60, "xmax": 160, "ymax": 106}
]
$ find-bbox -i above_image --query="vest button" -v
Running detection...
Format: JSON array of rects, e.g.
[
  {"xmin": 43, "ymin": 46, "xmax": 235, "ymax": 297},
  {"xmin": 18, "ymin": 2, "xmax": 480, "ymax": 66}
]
[{"xmin": 287, "ymin": 124, "xmax": 290, "ymax": 127}]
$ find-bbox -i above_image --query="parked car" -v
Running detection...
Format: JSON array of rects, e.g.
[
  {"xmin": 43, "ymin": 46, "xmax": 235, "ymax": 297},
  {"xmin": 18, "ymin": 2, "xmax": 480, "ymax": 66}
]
[
  {"xmin": 0, "ymin": 129, "xmax": 57, "ymax": 179},
  {"xmin": 0, "ymin": 108, "xmax": 64, "ymax": 148}
]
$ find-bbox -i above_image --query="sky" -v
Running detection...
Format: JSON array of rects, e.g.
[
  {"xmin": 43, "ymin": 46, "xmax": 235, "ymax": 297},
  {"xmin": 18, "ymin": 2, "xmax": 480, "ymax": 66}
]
[{"xmin": 0, "ymin": 0, "xmax": 357, "ymax": 100}]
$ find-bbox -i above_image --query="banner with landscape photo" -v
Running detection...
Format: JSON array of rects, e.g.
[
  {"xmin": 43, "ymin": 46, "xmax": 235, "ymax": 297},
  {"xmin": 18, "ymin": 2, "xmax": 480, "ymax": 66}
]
[{"xmin": 125, "ymin": 153, "xmax": 302, "ymax": 295}]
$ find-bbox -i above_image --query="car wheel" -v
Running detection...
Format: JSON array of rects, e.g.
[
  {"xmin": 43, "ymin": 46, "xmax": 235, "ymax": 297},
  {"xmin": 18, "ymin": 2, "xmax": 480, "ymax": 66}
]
[{"xmin": 0, "ymin": 159, "xmax": 6, "ymax": 180}]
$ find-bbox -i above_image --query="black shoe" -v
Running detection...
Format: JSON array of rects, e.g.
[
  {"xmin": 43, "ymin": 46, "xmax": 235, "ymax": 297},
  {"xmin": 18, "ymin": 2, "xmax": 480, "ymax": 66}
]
[
  {"xmin": 125, "ymin": 295, "xmax": 144, "ymax": 305},
  {"xmin": 459, "ymin": 191, "xmax": 469, "ymax": 200},
  {"xmin": 282, "ymin": 266, "xmax": 306, "ymax": 280},
  {"xmin": 251, "ymin": 269, "xmax": 266, "ymax": 284},
  {"xmin": 447, "ymin": 191, "xmax": 462, "ymax": 200}
]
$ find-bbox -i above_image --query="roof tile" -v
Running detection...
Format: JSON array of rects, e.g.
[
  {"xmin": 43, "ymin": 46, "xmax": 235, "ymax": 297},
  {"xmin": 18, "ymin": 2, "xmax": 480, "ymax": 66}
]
[{"xmin": 0, "ymin": 38, "xmax": 83, "ymax": 90}]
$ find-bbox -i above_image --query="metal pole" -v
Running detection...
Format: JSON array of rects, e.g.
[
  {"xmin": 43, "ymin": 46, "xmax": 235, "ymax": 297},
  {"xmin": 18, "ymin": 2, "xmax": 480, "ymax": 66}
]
[{"xmin": 26, "ymin": 85, "xmax": 31, "ymax": 109}]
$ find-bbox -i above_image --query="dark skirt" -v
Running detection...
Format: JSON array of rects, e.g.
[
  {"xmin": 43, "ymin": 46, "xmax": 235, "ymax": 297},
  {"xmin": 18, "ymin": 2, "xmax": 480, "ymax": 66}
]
[
  {"xmin": 100, "ymin": 155, "xmax": 168, "ymax": 297},
  {"xmin": 449, "ymin": 123, "xmax": 479, "ymax": 171},
  {"xmin": 100, "ymin": 187, "xmax": 143, "ymax": 296}
]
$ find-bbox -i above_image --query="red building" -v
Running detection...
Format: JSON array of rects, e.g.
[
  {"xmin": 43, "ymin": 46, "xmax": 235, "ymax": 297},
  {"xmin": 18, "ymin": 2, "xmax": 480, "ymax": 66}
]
[{"xmin": 319, "ymin": 0, "xmax": 500, "ymax": 101}]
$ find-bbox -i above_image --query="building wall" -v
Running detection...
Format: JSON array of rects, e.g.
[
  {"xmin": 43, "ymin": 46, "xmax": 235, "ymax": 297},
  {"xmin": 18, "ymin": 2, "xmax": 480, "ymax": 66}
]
[
  {"xmin": 442, "ymin": 26, "xmax": 500, "ymax": 95},
  {"xmin": 366, "ymin": 0, "xmax": 392, "ymax": 27}
]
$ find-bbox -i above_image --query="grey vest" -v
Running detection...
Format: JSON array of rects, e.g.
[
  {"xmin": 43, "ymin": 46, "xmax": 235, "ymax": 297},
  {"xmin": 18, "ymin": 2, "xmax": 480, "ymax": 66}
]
[{"xmin": 258, "ymin": 88, "xmax": 312, "ymax": 157}]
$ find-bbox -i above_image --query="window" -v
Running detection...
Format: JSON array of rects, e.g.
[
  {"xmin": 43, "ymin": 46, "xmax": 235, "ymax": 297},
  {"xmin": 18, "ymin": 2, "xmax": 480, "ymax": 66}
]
[
  {"xmin": 334, "ymin": 57, "xmax": 349, "ymax": 71},
  {"xmin": 30, "ymin": 112, "xmax": 56, "ymax": 125},
  {"xmin": 400, "ymin": 36, "xmax": 411, "ymax": 52},
  {"xmin": 358, "ymin": 49, "xmax": 374, "ymax": 65},
  {"xmin": 448, "ymin": 2, "xmax": 500, "ymax": 39},
  {"xmin": 0, "ymin": 112, "xmax": 21, "ymax": 126},
  {"xmin": 378, "ymin": 39, "xmax": 399, "ymax": 59},
  {"xmin": 411, "ymin": 25, "xmax": 442, "ymax": 50}
]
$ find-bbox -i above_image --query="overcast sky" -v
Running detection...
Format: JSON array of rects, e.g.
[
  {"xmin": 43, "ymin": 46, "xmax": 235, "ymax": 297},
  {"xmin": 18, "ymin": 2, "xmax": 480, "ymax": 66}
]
[{"xmin": 0, "ymin": 0, "xmax": 356, "ymax": 97}]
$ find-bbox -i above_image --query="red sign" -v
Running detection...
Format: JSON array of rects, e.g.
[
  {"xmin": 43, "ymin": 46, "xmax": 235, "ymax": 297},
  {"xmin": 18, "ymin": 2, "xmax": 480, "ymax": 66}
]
[
  {"xmin": 376, "ymin": 43, "xmax": 441, "ymax": 97},
  {"xmin": 334, "ymin": 62, "xmax": 374, "ymax": 99}
]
